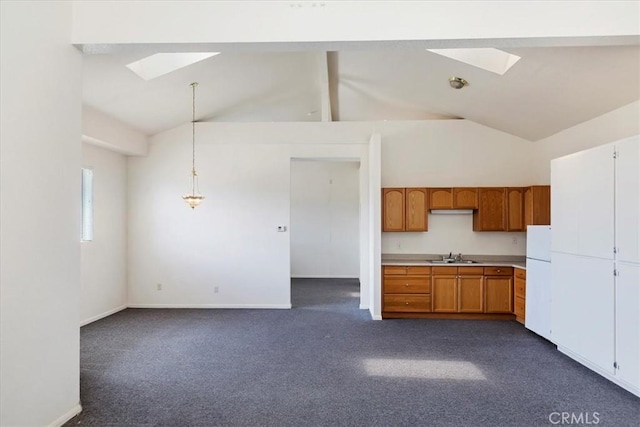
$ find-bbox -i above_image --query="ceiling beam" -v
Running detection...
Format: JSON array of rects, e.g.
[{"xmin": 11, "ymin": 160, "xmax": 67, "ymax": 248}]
[{"xmin": 73, "ymin": 1, "xmax": 639, "ymax": 54}]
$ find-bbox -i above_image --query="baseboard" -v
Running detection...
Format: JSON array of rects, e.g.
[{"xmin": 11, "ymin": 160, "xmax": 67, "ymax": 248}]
[
  {"xmin": 291, "ymin": 275, "xmax": 359, "ymax": 279},
  {"xmin": 126, "ymin": 303, "xmax": 292, "ymax": 309},
  {"xmin": 80, "ymin": 305, "xmax": 127, "ymax": 326},
  {"xmin": 558, "ymin": 346, "xmax": 640, "ymax": 397},
  {"xmin": 48, "ymin": 403, "xmax": 82, "ymax": 427},
  {"xmin": 359, "ymin": 304, "xmax": 369, "ymax": 310},
  {"xmin": 371, "ymin": 314, "xmax": 383, "ymax": 320}
]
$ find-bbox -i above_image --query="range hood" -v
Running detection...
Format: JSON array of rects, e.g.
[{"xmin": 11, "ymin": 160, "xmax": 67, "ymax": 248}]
[{"xmin": 430, "ymin": 209, "xmax": 474, "ymax": 215}]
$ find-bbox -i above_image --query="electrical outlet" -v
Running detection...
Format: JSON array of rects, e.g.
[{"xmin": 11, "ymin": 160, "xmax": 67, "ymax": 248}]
[
  {"xmin": 214, "ymin": 286, "xmax": 219, "ymax": 294},
  {"xmin": 512, "ymin": 237, "xmax": 518, "ymax": 245},
  {"xmin": 277, "ymin": 225, "xmax": 287, "ymax": 232},
  {"xmin": 157, "ymin": 283, "xmax": 162, "ymax": 291}
]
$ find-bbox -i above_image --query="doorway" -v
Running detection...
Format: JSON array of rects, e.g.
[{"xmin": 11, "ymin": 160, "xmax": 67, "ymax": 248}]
[{"xmin": 290, "ymin": 159, "xmax": 361, "ymax": 308}]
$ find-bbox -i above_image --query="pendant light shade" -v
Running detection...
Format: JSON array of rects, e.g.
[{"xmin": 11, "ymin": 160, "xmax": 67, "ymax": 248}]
[{"xmin": 182, "ymin": 82, "xmax": 205, "ymax": 209}]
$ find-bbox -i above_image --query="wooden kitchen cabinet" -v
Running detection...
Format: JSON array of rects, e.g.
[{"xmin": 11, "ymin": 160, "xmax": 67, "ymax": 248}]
[
  {"xmin": 405, "ymin": 188, "xmax": 428, "ymax": 231},
  {"xmin": 429, "ymin": 188, "xmax": 453, "ymax": 209},
  {"xmin": 473, "ymin": 188, "xmax": 507, "ymax": 231},
  {"xmin": 432, "ymin": 266, "xmax": 483, "ymax": 313},
  {"xmin": 383, "ymin": 264, "xmax": 516, "ymax": 319},
  {"xmin": 382, "ymin": 188, "xmax": 405, "ymax": 231},
  {"xmin": 524, "ymin": 185, "xmax": 551, "ymax": 226},
  {"xmin": 382, "ymin": 266, "xmax": 431, "ymax": 315},
  {"xmin": 453, "ymin": 187, "xmax": 478, "ymax": 209},
  {"xmin": 382, "ymin": 188, "xmax": 427, "ymax": 232},
  {"xmin": 429, "ymin": 187, "xmax": 478, "ymax": 209},
  {"xmin": 484, "ymin": 266, "xmax": 514, "ymax": 313},
  {"xmin": 458, "ymin": 267, "xmax": 484, "ymax": 313},
  {"xmin": 514, "ymin": 268, "xmax": 526, "ymax": 324},
  {"xmin": 507, "ymin": 187, "xmax": 525, "ymax": 231},
  {"xmin": 431, "ymin": 266, "xmax": 458, "ymax": 312}
]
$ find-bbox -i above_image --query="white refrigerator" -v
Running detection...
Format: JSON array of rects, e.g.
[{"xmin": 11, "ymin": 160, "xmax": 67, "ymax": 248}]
[{"xmin": 525, "ymin": 225, "xmax": 552, "ymax": 342}]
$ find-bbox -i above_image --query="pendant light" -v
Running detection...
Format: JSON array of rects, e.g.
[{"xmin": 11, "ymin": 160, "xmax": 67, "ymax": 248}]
[{"xmin": 182, "ymin": 82, "xmax": 205, "ymax": 209}]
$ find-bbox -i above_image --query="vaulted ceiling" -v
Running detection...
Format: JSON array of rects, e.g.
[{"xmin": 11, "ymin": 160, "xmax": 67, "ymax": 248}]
[{"xmin": 82, "ymin": 44, "xmax": 640, "ymax": 141}]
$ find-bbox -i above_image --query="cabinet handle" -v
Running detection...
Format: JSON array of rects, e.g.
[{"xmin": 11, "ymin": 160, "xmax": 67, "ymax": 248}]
[
  {"xmin": 497, "ymin": 269, "xmax": 502, "ymax": 273},
  {"xmin": 405, "ymin": 302, "xmax": 409, "ymax": 305},
  {"xmin": 405, "ymin": 283, "xmax": 409, "ymax": 287}
]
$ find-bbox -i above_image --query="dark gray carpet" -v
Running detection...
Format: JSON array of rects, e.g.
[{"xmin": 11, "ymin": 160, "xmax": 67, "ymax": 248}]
[{"xmin": 67, "ymin": 279, "xmax": 639, "ymax": 427}]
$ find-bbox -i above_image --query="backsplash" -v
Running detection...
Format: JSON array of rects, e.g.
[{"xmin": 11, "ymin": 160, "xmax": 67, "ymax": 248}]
[{"xmin": 381, "ymin": 214, "xmax": 527, "ymax": 256}]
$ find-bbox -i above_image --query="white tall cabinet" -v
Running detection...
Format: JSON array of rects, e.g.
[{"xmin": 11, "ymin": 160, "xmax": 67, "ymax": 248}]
[{"xmin": 551, "ymin": 135, "xmax": 639, "ymax": 397}]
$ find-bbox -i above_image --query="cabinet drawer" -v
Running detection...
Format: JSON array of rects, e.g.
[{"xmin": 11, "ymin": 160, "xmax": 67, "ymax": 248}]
[
  {"xmin": 384, "ymin": 294, "xmax": 431, "ymax": 312},
  {"xmin": 458, "ymin": 266, "xmax": 484, "ymax": 275},
  {"xmin": 484, "ymin": 266, "xmax": 513, "ymax": 276},
  {"xmin": 383, "ymin": 266, "xmax": 431, "ymax": 275},
  {"xmin": 383, "ymin": 266, "xmax": 409, "ymax": 275},
  {"xmin": 432, "ymin": 266, "xmax": 458, "ymax": 275},
  {"xmin": 384, "ymin": 277, "xmax": 431, "ymax": 294},
  {"xmin": 515, "ymin": 277, "xmax": 526, "ymax": 299},
  {"xmin": 514, "ymin": 296, "xmax": 525, "ymax": 319},
  {"xmin": 514, "ymin": 268, "xmax": 526, "ymax": 280}
]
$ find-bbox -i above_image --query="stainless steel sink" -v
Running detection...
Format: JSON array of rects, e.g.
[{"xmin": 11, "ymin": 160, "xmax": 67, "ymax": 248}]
[{"xmin": 430, "ymin": 260, "xmax": 479, "ymax": 264}]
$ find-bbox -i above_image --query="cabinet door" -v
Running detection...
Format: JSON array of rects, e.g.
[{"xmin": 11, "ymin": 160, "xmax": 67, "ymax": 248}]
[
  {"xmin": 429, "ymin": 188, "xmax": 453, "ymax": 209},
  {"xmin": 615, "ymin": 137, "xmax": 640, "ymax": 264},
  {"xmin": 405, "ymin": 188, "xmax": 428, "ymax": 231},
  {"xmin": 551, "ymin": 153, "xmax": 581, "ymax": 254},
  {"xmin": 576, "ymin": 143, "xmax": 614, "ymax": 259},
  {"xmin": 524, "ymin": 186, "xmax": 550, "ymax": 226},
  {"xmin": 473, "ymin": 188, "xmax": 506, "ymax": 231},
  {"xmin": 458, "ymin": 276, "xmax": 484, "ymax": 312},
  {"xmin": 551, "ymin": 252, "xmax": 614, "ymax": 375},
  {"xmin": 453, "ymin": 187, "xmax": 478, "ymax": 209},
  {"xmin": 484, "ymin": 276, "xmax": 513, "ymax": 313},
  {"xmin": 507, "ymin": 187, "xmax": 525, "ymax": 231},
  {"xmin": 615, "ymin": 262, "xmax": 640, "ymax": 389},
  {"xmin": 382, "ymin": 188, "xmax": 405, "ymax": 231},
  {"xmin": 432, "ymin": 276, "xmax": 457, "ymax": 312}
]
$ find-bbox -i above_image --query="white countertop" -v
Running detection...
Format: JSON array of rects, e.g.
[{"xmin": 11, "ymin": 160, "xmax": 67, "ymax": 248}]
[{"xmin": 382, "ymin": 254, "xmax": 526, "ymax": 269}]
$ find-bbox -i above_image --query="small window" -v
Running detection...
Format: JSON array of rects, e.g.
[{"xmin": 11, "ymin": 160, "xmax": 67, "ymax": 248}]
[{"xmin": 81, "ymin": 168, "xmax": 94, "ymax": 242}]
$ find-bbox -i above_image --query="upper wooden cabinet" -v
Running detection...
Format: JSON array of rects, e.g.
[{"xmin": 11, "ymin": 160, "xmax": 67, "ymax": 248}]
[
  {"xmin": 429, "ymin": 187, "xmax": 478, "ymax": 209},
  {"xmin": 382, "ymin": 188, "xmax": 427, "ymax": 232},
  {"xmin": 473, "ymin": 188, "xmax": 507, "ymax": 231},
  {"xmin": 405, "ymin": 188, "xmax": 428, "ymax": 231},
  {"xmin": 453, "ymin": 187, "xmax": 478, "ymax": 209},
  {"xmin": 507, "ymin": 187, "xmax": 525, "ymax": 231},
  {"xmin": 524, "ymin": 185, "xmax": 551, "ymax": 226},
  {"xmin": 429, "ymin": 188, "xmax": 453, "ymax": 209},
  {"xmin": 382, "ymin": 188, "xmax": 405, "ymax": 231}
]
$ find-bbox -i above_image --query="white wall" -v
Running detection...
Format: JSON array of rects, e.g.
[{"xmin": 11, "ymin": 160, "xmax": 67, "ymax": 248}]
[
  {"xmin": 0, "ymin": 2, "xmax": 82, "ymax": 426},
  {"xmin": 380, "ymin": 120, "xmax": 534, "ymax": 256},
  {"xmin": 127, "ymin": 123, "xmax": 370, "ymax": 309},
  {"xmin": 291, "ymin": 161, "xmax": 360, "ymax": 278},
  {"xmin": 82, "ymin": 106, "xmax": 148, "ymax": 156},
  {"xmin": 81, "ymin": 144, "xmax": 128, "ymax": 325},
  {"xmin": 530, "ymin": 101, "xmax": 640, "ymax": 183}
]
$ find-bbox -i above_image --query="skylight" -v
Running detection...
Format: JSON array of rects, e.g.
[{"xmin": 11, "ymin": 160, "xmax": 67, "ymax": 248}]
[
  {"xmin": 427, "ymin": 48, "xmax": 521, "ymax": 75},
  {"xmin": 126, "ymin": 52, "xmax": 220, "ymax": 81}
]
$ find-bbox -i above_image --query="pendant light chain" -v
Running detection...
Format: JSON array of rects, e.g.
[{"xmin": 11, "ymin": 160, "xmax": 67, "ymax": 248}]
[
  {"xmin": 182, "ymin": 82, "xmax": 204, "ymax": 209},
  {"xmin": 191, "ymin": 82, "xmax": 197, "ymax": 194}
]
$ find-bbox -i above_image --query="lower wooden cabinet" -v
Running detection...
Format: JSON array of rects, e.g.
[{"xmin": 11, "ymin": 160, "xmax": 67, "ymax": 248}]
[
  {"xmin": 383, "ymin": 264, "xmax": 517, "ymax": 319},
  {"xmin": 382, "ymin": 266, "xmax": 431, "ymax": 314},
  {"xmin": 458, "ymin": 275, "xmax": 484, "ymax": 313},
  {"xmin": 514, "ymin": 268, "xmax": 526, "ymax": 324},
  {"xmin": 432, "ymin": 273, "xmax": 457, "ymax": 312},
  {"xmin": 484, "ymin": 267, "xmax": 514, "ymax": 313}
]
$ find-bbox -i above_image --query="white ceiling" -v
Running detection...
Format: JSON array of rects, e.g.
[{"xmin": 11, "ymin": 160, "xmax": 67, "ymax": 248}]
[{"xmin": 82, "ymin": 45, "xmax": 640, "ymax": 141}]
